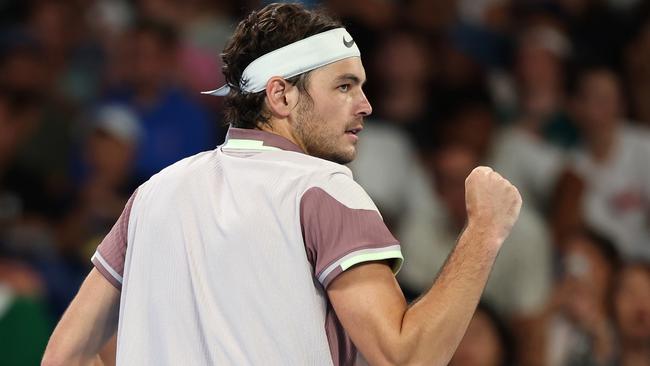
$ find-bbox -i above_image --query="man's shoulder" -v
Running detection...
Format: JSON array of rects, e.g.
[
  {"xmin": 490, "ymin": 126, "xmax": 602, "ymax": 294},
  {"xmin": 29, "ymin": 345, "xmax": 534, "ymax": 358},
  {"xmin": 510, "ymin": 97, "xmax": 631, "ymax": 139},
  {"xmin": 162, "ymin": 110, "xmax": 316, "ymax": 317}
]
[
  {"xmin": 300, "ymin": 155, "xmax": 354, "ymax": 179},
  {"xmin": 251, "ymin": 149, "xmax": 355, "ymax": 182},
  {"xmin": 140, "ymin": 149, "xmax": 217, "ymax": 186}
]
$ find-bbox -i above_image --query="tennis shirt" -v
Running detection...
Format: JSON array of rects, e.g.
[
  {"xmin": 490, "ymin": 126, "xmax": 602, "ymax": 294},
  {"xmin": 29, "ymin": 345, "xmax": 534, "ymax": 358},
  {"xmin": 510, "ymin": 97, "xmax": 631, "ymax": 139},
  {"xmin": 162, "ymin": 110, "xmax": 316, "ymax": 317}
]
[{"xmin": 91, "ymin": 127, "xmax": 403, "ymax": 365}]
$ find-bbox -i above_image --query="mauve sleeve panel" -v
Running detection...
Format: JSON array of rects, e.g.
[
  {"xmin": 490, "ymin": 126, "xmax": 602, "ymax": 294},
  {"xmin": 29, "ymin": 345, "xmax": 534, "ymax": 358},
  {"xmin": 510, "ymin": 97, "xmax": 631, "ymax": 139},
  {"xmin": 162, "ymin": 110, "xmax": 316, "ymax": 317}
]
[
  {"xmin": 91, "ymin": 190, "xmax": 137, "ymax": 290},
  {"xmin": 300, "ymin": 183, "xmax": 402, "ymax": 289}
]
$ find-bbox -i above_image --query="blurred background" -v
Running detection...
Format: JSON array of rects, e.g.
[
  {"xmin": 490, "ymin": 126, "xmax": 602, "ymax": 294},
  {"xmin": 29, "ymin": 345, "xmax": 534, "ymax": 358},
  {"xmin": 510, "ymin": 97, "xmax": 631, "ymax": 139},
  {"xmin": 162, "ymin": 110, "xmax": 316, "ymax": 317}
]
[{"xmin": 1, "ymin": 0, "xmax": 650, "ymax": 365}]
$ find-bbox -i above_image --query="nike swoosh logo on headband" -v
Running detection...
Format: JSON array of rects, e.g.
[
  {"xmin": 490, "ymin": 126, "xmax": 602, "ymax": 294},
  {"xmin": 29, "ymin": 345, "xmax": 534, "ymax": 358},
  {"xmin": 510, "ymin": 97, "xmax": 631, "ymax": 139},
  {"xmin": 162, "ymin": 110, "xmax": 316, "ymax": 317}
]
[{"xmin": 343, "ymin": 36, "xmax": 355, "ymax": 48}]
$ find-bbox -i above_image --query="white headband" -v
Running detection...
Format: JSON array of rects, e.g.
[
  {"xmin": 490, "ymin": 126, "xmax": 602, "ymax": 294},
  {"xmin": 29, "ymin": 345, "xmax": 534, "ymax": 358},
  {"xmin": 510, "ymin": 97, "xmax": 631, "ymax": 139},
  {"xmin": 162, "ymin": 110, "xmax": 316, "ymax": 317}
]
[{"xmin": 202, "ymin": 28, "xmax": 360, "ymax": 96}]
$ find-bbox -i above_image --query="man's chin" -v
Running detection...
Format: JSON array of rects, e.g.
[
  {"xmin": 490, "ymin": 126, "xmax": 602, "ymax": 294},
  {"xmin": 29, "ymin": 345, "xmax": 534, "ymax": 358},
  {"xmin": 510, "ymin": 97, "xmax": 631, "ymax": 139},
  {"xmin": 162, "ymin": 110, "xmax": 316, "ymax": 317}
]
[
  {"xmin": 333, "ymin": 149, "xmax": 357, "ymax": 165},
  {"xmin": 317, "ymin": 149, "xmax": 356, "ymax": 165}
]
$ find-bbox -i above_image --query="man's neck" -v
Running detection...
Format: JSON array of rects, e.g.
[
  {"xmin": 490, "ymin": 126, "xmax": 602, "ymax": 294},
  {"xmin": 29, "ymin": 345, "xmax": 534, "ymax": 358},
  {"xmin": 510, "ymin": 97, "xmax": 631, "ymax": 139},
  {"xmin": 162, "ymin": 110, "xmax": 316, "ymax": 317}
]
[{"xmin": 258, "ymin": 120, "xmax": 308, "ymax": 153}]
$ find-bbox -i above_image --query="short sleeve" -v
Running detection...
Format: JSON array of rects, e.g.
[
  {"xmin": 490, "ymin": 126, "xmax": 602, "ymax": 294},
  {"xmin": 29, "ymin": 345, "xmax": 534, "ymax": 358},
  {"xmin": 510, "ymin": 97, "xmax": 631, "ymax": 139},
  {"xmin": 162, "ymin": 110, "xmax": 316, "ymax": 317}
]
[
  {"xmin": 91, "ymin": 190, "xmax": 137, "ymax": 290},
  {"xmin": 300, "ymin": 173, "xmax": 403, "ymax": 288}
]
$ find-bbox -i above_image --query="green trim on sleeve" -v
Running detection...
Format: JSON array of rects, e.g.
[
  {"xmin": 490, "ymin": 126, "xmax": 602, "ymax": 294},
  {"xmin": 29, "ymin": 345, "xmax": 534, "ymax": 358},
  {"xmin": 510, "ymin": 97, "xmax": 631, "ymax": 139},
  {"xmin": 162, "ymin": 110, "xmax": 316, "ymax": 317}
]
[{"xmin": 340, "ymin": 250, "xmax": 404, "ymax": 274}]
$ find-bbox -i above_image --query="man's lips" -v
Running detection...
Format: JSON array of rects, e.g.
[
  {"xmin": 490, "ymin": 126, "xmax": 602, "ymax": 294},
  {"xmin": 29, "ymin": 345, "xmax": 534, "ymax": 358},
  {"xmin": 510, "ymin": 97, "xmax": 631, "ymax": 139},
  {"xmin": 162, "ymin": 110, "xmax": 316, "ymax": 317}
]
[{"xmin": 345, "ymin": 126, "xmax": 363, "ymax": 135}]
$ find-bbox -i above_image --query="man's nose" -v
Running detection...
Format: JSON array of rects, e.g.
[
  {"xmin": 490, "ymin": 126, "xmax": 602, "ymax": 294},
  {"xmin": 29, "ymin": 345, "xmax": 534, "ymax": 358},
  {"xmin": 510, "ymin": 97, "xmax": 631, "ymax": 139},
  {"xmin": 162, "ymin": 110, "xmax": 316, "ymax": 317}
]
[{"xmin": 356, "ymin": 91, "xmax": 372, "ymax": 117}]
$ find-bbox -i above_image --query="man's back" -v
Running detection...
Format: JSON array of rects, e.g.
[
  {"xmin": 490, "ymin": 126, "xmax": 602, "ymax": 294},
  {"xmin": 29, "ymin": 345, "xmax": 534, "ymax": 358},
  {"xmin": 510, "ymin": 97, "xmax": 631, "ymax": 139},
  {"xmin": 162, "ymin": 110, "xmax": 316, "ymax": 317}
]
[{"xmin": 93, "ymin": 128, "xmax": 402, "ymax": 365}]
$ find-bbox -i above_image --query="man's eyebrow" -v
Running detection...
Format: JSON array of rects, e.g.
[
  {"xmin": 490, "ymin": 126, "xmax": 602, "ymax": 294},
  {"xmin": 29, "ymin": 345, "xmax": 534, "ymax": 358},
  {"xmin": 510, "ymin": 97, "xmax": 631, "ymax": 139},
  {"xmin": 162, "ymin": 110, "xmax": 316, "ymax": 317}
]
[{"xmin": 334, "ymin": 73, "xmax": 366, "ymax": 86}]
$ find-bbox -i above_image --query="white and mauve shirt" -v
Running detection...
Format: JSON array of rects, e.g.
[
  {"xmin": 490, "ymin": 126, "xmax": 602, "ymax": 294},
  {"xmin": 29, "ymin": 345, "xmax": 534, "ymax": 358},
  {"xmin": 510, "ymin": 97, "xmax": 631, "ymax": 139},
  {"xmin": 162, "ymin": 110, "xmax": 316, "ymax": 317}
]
[{"xmin": 91, "ymin": 127, "xmax": 403, "ymax": 366}]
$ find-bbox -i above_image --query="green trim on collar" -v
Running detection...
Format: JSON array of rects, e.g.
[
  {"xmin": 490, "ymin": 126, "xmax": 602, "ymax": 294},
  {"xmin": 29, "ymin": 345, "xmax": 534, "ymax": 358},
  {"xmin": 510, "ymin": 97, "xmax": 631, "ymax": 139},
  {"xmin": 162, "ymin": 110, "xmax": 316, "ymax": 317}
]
[{"xmin": 223, "ymin": 139, "xmax": 282, "ymax": 151}]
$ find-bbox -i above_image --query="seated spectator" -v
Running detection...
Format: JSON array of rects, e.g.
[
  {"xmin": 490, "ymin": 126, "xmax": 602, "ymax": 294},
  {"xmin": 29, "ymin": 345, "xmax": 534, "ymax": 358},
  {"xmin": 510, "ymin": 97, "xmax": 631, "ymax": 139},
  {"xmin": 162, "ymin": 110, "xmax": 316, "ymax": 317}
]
[
  {"xmin": 450, "ymin": 302, "xmax": 515, "ymax": 366},
  {"xmin": 556, "ymin": 67, "xmax": 650, "ymax": 260},
  {"xmin": 545, "ymin": 229, "xmax": 620, "ymax": 366},
  {"xmin": 611, "ymin": 261, "xmax": 650, "ymax": 366}
]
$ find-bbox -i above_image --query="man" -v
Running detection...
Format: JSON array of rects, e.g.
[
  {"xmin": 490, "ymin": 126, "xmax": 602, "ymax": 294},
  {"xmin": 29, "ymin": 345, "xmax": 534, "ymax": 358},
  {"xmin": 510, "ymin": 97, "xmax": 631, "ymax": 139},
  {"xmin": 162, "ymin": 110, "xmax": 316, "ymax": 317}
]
[{"xmin": 42, "ymin": 3, "xmax": 521, "ymax": 365}]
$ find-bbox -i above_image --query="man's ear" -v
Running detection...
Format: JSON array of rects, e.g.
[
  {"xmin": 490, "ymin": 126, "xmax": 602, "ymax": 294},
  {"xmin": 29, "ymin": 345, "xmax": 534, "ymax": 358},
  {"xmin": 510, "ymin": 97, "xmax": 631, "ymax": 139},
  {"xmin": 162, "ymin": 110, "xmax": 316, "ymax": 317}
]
[{"xmin": 265, "ymin": 77, "xmax": 299, "ymax": 118}]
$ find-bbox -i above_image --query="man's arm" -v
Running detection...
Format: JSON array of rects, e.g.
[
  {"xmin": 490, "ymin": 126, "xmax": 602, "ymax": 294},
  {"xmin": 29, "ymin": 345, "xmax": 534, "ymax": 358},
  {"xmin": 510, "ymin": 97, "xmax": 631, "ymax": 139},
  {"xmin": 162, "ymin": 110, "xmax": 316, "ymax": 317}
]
[
  {"xmin": 327, "ymin": 167, "xmax": 521, "ymax": 366},
  {"xmin": 42, "ymin": 268, "xmax": 120, "ymax": 366}
]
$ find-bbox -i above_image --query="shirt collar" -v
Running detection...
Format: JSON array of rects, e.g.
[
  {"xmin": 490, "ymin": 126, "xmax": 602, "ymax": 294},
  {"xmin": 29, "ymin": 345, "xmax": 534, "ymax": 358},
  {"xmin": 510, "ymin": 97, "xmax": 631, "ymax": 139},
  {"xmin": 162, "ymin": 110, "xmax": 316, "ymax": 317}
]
[{"xmin": 224, "ymin": 127, "xmax": 305, "ymax": 154}]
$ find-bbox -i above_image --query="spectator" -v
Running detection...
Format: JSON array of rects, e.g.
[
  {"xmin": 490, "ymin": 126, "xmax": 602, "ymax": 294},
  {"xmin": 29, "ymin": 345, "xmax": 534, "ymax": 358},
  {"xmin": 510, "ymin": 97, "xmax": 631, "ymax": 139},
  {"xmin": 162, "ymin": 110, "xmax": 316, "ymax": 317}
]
[
  {"xmin": 545, "ymin": 229, "xmax": 620, "ymax": 366},
  {"xmin": 611, "ymin": 261, "xmax": 650, "ymax": 366},
  {"xmin": 559, "ymin": 67, "xmax": 650, "ymax": 260},
  {"xmin": 490, "ymin": 23, "xmax": 574, "ymax": 212}
]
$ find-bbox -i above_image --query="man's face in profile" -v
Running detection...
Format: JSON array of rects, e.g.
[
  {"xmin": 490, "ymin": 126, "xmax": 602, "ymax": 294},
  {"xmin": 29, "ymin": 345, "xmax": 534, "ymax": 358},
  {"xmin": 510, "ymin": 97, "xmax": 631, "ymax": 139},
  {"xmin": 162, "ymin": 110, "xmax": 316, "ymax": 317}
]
[{"xmin": 292, "ymin": 57, "xmax": 372, "ymax": 164}]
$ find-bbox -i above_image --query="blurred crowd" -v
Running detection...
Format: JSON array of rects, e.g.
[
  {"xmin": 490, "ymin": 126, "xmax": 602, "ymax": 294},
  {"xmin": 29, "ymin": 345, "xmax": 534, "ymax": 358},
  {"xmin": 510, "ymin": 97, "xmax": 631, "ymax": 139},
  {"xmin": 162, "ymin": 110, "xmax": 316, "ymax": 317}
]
[{"xmin": 1, "ymin": 0, "xmax": 649, "ymax": 365}]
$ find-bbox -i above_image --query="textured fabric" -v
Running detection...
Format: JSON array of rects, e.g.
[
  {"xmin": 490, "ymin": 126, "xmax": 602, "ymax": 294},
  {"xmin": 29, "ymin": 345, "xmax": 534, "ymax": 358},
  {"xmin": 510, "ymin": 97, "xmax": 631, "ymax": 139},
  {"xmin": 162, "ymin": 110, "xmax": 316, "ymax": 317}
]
[
  {"xmin": 91, "ymin": 127, "xmax": 402, "ymax": 365},
  {"xmin": 91, "ymin": 192, "xmax": 137, "ymax": 289}
]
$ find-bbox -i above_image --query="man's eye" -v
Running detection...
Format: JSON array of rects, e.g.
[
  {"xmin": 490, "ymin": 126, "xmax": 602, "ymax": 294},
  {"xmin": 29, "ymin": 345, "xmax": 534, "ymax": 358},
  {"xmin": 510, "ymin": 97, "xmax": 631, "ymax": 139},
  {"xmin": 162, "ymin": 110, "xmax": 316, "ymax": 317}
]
[{"xmin": 338, "ymin": 84, "xmax": 350, "ymax": 92}]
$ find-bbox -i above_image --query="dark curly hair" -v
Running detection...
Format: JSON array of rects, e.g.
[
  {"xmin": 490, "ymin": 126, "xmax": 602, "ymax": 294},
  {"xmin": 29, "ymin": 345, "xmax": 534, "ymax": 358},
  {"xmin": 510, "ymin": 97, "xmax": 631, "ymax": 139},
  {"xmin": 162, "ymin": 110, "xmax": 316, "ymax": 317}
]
[{"xmin": 221, "ymin": 3, "xmax": 342, "ymax": 129}]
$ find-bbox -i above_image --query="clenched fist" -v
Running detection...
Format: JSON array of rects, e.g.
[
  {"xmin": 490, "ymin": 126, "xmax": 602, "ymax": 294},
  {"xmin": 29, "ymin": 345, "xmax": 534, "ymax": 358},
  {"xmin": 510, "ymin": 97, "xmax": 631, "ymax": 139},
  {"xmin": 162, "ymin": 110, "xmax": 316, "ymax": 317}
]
[{"xmin": 464, "ymin": 166, "xmax": 522, "ymax": 246}]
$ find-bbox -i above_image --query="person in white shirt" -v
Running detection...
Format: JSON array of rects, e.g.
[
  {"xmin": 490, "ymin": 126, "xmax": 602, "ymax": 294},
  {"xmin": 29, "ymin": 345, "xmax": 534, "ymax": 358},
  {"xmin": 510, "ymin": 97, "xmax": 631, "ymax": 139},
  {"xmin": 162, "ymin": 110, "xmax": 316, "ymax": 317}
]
[{"xmin": 563, "ymin": 67, "xmax": 650, "ymax": 260}]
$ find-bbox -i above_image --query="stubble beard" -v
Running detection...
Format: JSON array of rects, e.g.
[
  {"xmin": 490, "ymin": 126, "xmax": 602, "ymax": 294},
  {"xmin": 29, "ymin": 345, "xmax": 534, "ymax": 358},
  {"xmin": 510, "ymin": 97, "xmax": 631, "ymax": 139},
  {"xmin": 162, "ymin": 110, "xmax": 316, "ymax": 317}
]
[{"xmin": 294, "ymin": 98, "xmax": 357, "ymax": 165}]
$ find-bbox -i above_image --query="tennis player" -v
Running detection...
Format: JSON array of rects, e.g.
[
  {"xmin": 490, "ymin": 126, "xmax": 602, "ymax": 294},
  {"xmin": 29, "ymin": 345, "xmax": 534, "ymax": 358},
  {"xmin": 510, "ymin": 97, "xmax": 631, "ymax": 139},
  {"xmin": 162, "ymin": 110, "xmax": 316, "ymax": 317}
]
[{"xmin": 42, "ymin": 3, "xmax": 521, "ymax": 365}]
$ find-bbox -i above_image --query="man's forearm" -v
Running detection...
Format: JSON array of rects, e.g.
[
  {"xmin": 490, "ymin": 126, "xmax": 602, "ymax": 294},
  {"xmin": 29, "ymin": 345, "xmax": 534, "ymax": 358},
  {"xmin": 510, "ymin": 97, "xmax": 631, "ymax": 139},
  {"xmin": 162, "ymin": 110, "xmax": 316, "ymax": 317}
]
[
  {"xmin": 397, "ymin": 225, "xmax": 501, "ymax": 365},
  {"xmin": 42, "ymin": 269, "xmax": 119, "ymax": 366}
]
